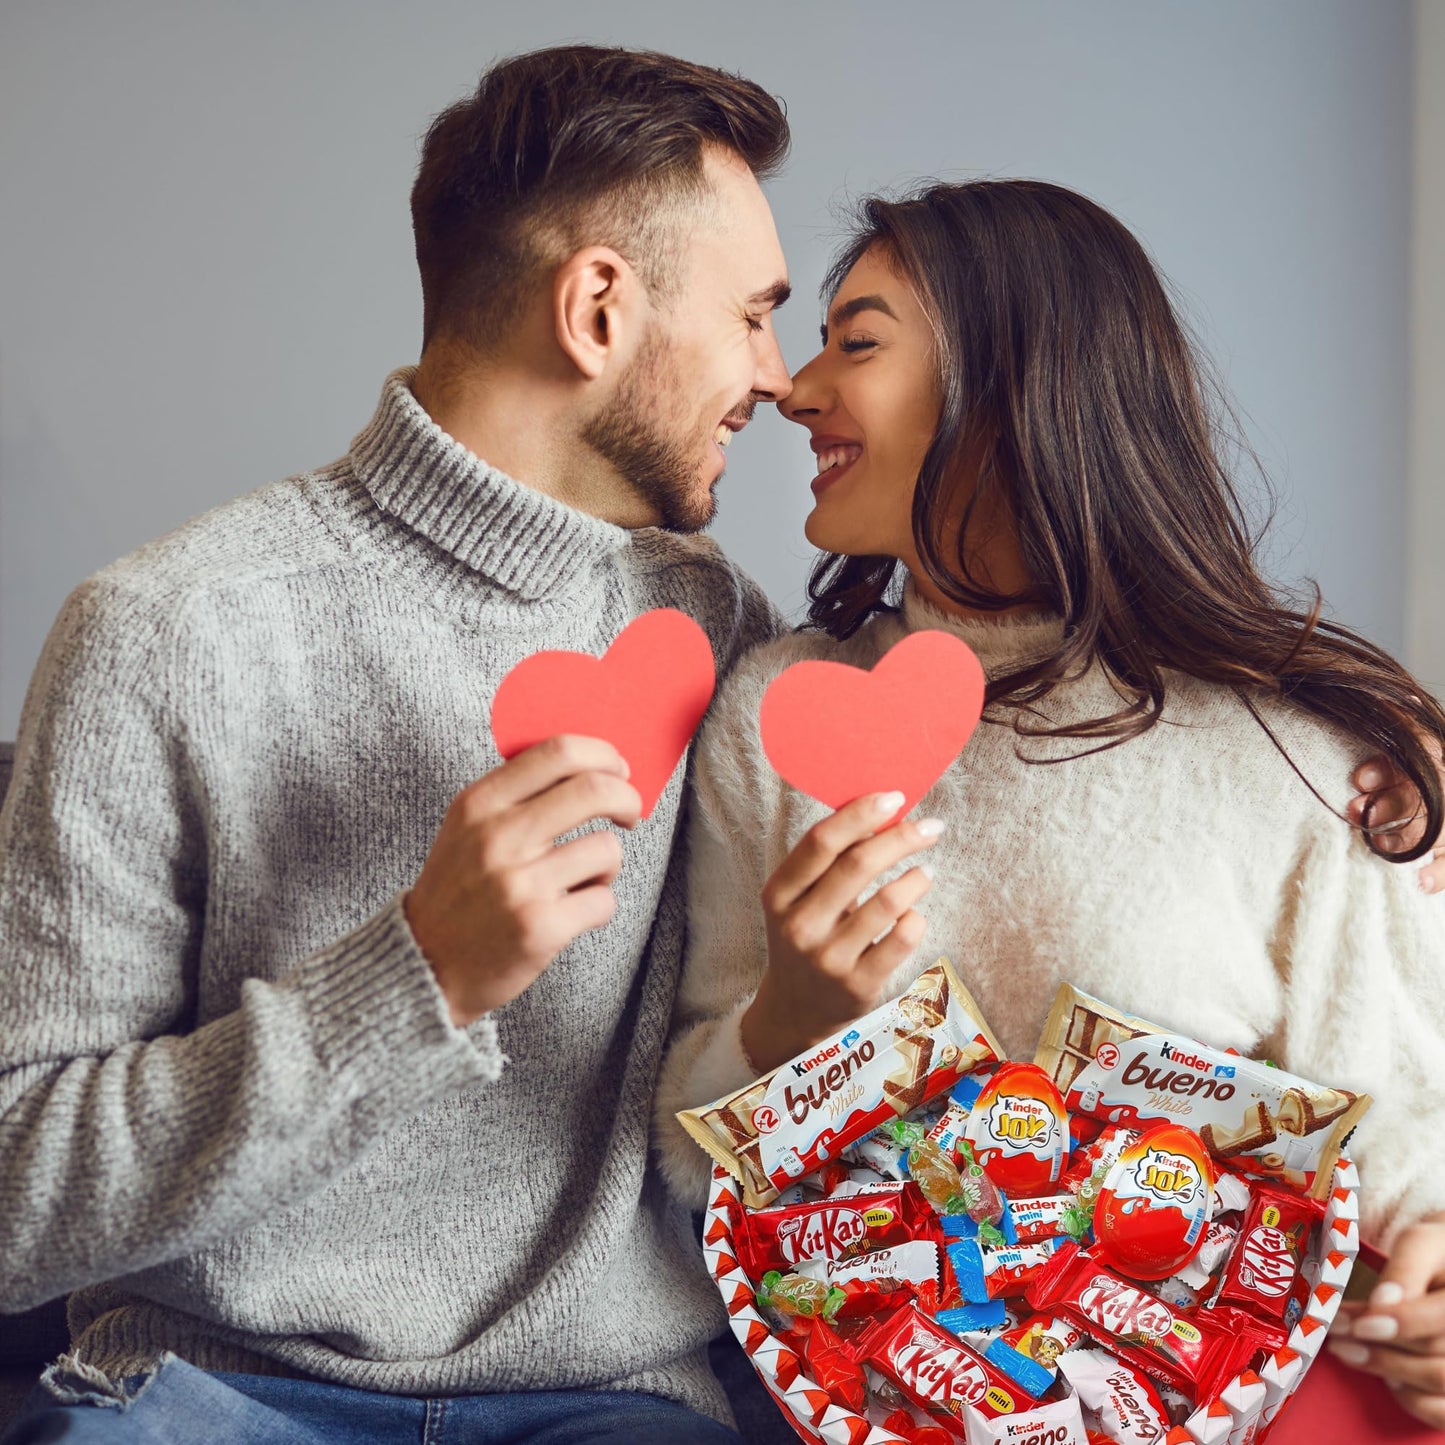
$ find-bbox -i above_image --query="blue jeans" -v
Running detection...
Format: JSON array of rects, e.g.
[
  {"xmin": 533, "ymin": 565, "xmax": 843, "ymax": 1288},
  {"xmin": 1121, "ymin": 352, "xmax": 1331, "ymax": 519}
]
[{"xmin": 1, "ymin": 1354, "xmax": 745, "ymax": 1444}]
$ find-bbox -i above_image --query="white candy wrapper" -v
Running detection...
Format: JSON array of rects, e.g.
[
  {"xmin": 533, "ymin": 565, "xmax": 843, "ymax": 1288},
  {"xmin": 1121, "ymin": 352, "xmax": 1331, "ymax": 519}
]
[
  {"xmin": 682, "ymin": 960, "xmax": 1004, "ymax": 1207},
  {"xmin": 962, "ymin": 1390, "xmax": 1087, "ymax": 1444},
  {"xmin": 1035, "ymin": 986, "xmax": 1370, "ymax": 1200}
]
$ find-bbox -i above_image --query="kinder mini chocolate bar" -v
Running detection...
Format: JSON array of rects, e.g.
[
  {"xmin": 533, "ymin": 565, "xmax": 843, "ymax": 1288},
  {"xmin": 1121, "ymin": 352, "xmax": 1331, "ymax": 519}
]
[
  {"xmin": 1007, "ymin": 1194, "xmax": 1090, "ymax": 1246},
  {"xmin": 988, "ymin": 1312, "xmax": 1086, "ymax": 1387},
  {"xmin": 1173, "ymin": 1220, "xmax": 1238, "ymax": 1291},
  {"xmin": 1034, "ymin": 985, "xmax": 1370, "ymax": 1200},
  {"xmin": 926, "ymin": 1073, "xmax": 992, "ymax": 1166},
  {"xmin": 680, "ymin": 960, "xmax": 1005, "ymax": 1207},
  {"xmin": 963, "ymin": 1393, "xmax": 1089, "ymax": 1445},
  {"xmin": 1057, "ymin": 1348, "xmax": 1171, "ymax": 1445},
  {"xmin": 948, "ymin": 1238, "xmax": 1060, "ymax": 1302}
]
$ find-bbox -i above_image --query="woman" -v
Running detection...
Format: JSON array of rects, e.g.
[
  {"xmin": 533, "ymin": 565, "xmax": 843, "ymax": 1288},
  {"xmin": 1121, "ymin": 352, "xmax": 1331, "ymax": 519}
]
[{"xmin": 655, "ymin": 180, "xmax": 1445, "ymax": 1427}]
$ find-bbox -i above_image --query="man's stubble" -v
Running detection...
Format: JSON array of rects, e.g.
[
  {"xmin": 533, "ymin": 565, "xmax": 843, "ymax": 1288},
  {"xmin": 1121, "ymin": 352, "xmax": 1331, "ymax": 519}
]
[{"xmin": 581, "ymin": 324, "xmax": 720, "ymax": 534}]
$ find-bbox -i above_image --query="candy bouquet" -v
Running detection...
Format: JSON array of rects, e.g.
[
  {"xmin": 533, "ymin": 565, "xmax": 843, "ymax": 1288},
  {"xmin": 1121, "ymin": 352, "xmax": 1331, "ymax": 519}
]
[{"xmin": 679, "ymin": 963, "xmax": 1369, "ymax": 1445}]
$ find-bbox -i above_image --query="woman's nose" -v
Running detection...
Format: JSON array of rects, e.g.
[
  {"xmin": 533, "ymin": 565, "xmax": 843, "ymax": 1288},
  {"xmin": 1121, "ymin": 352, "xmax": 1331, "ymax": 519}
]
[{"xmin": 778, "ymin": 352, "xmax": 827, "ymax": 424}]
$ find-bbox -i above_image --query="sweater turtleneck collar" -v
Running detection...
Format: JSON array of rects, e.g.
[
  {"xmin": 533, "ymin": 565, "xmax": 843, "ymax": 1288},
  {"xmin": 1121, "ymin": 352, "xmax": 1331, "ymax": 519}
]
[
  {"xmin": 899, "ymin": 578, "xmax": 1067, "ymax": 679},
  {"xmin": 348, "ymin": 368, "xmax": 630, "ymax": 601}
]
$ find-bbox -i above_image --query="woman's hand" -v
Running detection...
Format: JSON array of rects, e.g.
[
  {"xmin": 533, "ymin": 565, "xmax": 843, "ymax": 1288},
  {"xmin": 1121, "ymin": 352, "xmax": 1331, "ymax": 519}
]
[
  {"xmin": 1350, "ymin": 750, "xmax": 1444, "ymax": 894},
  {"xmin": 1328, "ymin": 1212, "xmax": 1445, "ymax": 1428},
  {"xmin": 740, "ymin": 790, "xmax": 943, "ymax": 1074}
]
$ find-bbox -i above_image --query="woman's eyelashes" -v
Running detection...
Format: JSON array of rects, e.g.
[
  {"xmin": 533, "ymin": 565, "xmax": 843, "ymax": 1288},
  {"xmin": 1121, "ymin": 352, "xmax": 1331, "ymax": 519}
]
[{"xmin": 838, "ymin": 335, "xmax": 878, "ymax": 354}]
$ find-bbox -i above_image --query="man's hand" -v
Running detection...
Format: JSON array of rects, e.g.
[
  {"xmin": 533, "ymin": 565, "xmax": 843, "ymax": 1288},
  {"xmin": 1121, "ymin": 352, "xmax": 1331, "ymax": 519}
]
[
  {"xmin": 1349, "ymin": 747, "xmax": 1444, "ymax": 893},
  {"xmin": 1329, "ymin": 1214, "xmax": 1445, "ymax": 1429},
  {"xmin": 741, "ymin": 792, "xmax": 942, "ymax": 1074},
  {"xmin": 405, "ymin": 736, "xmax": 642, "ymax": 1027}
]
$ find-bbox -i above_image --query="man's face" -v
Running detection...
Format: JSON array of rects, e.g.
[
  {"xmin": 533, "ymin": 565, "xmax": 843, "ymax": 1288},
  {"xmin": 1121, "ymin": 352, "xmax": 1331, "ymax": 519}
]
[{"xmin": 583, "ymin": 147, "xmax": 792, "ymax": 532}]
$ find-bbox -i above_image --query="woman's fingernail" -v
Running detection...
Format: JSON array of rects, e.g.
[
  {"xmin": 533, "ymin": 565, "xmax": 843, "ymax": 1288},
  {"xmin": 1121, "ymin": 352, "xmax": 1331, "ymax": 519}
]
[
  {"xmin": 1329, "ymin": 1340, "xmax": 1371, "ymax": 1367},
  {"xmin": 1353, "ymin": 1315, "xmax": 1399, "ymax": 1342},
  {"xmin": 1359, "ymin": 765, "xmax": 1385, "ymax": 789},
  {"xmin": 1370, "ymin": 1281, "xmax": 1406, "ymax": 1308},
  {"xmin": 916, "ymin": 818, "xmax": 946, "ymax": 839},
  {"xmin": 874, "ymin": 791, "xmax": 905, "ymax": 815}
]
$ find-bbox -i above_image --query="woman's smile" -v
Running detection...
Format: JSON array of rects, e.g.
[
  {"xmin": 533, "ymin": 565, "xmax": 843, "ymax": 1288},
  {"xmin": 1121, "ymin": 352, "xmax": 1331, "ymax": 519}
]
[{"xmin": 809, "ymin": 435, "xmax": 864, "ymax": 496}]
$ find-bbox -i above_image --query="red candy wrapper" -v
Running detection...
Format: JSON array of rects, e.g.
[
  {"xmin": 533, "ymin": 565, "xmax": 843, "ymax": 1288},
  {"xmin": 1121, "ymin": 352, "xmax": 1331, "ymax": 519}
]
[
  {"xmin": 856, "ymin": 1303, "xmax": 1040, "ymax": 1438},
  {"xmin": 1026, "ymin": 1242, "xmax": 1272, "ymax": 1400},
  {"xmin": 1008, "ymin": 1193, "xmax": 1089, "ymax": 1245},
  {"xmin": 794, "ymin": 1315, "xmax": 867, "ymax": 1413},
  {"xmin": 1092, "ymin": 1123, "xmax": 1215, "ymax": 1281},
  {"xmin": 1214, "ymin": 1183, "xmax": 1321, "ymax": 1325},
  {"xmin": 966, "ymin": 1062, "xmax": 1071, "ymax": 1194},
  {"xmin": 737, "ymin": 1182, "xmax": 940, "ymax": 1278}
]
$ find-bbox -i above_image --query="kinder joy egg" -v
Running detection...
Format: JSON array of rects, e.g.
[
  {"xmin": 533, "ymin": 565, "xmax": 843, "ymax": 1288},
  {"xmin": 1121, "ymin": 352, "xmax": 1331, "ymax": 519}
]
[
  {"xmin": 1093, "ymin": 1123, "xmax": 1214, "ymax": 1280},
  {"xmin": 965, "ymin": 1062, "xmax": 1069, "ymax": 1194}
]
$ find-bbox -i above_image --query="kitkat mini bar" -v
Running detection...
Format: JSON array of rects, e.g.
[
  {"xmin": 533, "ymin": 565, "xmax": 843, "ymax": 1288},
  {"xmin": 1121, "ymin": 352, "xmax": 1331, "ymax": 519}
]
[
  {"xmin": 1033, "ymin": 984, "xmax": 1370, "ymax": 1200},
  {"xmin": 854, "ymin": 1302, "xmax": 1036, "ymax": 1435},
  {"xmin": 679, "ymin": 960, "xmax": 1004, "ymax": 1207}
]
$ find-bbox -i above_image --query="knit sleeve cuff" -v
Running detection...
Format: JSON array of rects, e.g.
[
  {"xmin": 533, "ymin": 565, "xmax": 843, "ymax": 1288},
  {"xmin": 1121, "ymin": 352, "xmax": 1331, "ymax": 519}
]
[
  {"xmin": 295, "ymin": 893, "xmax": 505, "ymax": 1111},
  {"xmin": 685, "ymin": 996, "xmax": 760, "ymax": 1109}
]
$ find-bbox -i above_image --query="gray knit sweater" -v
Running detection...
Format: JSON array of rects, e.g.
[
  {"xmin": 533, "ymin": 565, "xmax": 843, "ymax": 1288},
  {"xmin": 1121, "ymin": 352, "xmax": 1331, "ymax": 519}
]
[{"xmin": 0, "ymin": 370, "xmax": 778, "ymax": 1423}]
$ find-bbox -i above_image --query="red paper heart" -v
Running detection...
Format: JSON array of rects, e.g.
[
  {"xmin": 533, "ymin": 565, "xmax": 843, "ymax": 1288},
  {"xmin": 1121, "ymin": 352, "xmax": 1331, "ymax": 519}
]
[
  {"xmin": 490, "ymin": 608, "xmax": 716, "ymax": 818},
  {"xmin": 759, "ymin": 630, "xmax": 986, "ymax": 819}
]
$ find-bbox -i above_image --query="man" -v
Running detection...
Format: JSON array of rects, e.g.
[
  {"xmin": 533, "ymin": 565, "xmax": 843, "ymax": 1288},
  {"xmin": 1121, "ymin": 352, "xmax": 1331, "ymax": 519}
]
[
  {"xmin": 0, "ymin": 46, "xmax": 791, "ymax": 1444},
  {"xmin": 0, "ymin": 40, "xmax": 1437, "ymax": 1445}
]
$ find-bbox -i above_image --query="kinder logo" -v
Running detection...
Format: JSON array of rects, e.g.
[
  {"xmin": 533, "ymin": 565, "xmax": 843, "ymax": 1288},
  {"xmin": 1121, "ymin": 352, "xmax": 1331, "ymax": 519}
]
[
  {"xmin": 1104, "ymin": 1367, "xmax": 1161, "ymax": 1438},
  {"xmin": 792, "ymin": 1029, "xmax": 862, "ymax": 1077},
  {"xmin": 1134, "ymin": 1147, "xmax": 1202, "ymax": 1202},
  {"xmin": 895, "ymin": 1334, "xmax": 987, "ymax": 1407},
  {"xmin": 775, "ymin": 1208, "xmax": 866, "ymax": 1266},
  {"xmin": 1237, "ymin": 1225, "xmax": 1297, "ymax": 1298},
  {"xmin": 1079, "ymin": 1274, "xmax": 1174, "ymax": 1343},
  {"xmin": 1160, "ymin": 1040, "xmax": 1236, "ymax": 1079},
  {"xmin": 984, "ymin": 1095, "xmax": 1057, "ymax": 1150}
]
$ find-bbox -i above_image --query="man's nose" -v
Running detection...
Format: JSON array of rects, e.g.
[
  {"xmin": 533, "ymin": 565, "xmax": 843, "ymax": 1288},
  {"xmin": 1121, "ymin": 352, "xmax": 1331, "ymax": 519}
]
[{"xmin": 752, "ymin": 331, "xmax": 793, "ymax": 404}]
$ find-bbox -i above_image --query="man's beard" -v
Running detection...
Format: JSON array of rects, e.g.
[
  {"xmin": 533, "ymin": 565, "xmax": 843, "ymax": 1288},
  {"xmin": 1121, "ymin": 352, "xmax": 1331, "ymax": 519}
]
[{"xmin": 581, "ymin": 326, "xmax": 725, "ymax": 534}]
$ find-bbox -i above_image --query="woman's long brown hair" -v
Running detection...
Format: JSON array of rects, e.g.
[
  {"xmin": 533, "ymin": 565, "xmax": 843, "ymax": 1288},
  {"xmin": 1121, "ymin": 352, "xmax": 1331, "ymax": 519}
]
[{"xmin": 808, "ymin": 179, "xmax": 1444, "ymax": 862}]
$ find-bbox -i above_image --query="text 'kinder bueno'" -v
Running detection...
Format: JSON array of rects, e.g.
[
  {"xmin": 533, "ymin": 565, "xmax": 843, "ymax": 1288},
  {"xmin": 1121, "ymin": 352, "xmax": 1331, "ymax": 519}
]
[{"xmin": 785, "ymin": 1029, "xmax": 870, "ymax": 1123}]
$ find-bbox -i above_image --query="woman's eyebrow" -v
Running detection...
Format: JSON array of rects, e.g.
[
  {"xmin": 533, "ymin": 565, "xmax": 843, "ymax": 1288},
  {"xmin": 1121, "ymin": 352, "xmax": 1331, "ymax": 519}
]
[{"xmin": 821, "ymin": 294, "xmax": 899, "ymax": 342}]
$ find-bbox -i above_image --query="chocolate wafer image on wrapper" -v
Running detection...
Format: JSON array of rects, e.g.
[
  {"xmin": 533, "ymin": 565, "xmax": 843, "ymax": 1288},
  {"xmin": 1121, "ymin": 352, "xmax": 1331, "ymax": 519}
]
[{"xmin": 678, "ymin": 959, "xmax": 1004, "ymax": 1208}]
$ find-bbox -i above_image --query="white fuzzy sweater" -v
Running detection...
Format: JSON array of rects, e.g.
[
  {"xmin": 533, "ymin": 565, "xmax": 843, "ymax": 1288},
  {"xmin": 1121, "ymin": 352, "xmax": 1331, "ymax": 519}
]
[{"xmin": 655, "ymin": 584, "xmax": 1445, "ymax": 1249}]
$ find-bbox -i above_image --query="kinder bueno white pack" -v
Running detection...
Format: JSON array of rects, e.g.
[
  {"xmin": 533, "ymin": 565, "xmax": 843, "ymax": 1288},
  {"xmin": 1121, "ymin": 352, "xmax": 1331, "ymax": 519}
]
[
  {"xmin": 679, "ymin": 960, "xmax": 1004, "ymax": 1207},
  {"xmin": 1034, "ymin": 985, "xmax": 1370, "ymax": 1200}
]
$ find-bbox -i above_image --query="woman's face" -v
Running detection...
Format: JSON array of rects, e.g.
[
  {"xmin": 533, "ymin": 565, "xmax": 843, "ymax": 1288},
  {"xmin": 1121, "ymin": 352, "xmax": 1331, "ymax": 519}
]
[{"xmin": 779, "ymin": 247, "xmax": 941, "ymax": 561}]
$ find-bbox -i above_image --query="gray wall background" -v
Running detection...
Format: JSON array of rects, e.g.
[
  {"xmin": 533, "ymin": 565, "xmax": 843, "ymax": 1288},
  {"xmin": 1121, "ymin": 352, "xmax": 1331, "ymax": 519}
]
[{"xmin": 0, "ymin": 1, "xmax": 1413, "ymax": 739}]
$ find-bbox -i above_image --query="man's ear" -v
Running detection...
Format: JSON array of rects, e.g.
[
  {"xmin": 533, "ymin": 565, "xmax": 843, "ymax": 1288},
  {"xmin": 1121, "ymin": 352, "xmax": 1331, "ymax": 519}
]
[{"xmin": 554, "ymin": 247, "xmax": 640, "ymax": 381}]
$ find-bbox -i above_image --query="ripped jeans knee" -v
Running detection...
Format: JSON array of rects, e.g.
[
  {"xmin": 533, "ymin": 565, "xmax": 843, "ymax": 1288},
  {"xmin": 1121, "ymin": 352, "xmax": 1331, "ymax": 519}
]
[{"xmin": 38, "ymin": 1352, "xmax": 172, "ymax": 1410}]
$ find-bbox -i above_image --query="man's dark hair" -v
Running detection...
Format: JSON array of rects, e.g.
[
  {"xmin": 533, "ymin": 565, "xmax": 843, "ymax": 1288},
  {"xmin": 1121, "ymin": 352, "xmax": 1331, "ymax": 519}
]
[{"xmin": 410, "ymin": 46, "xmax": 790, "ymax": 351}]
